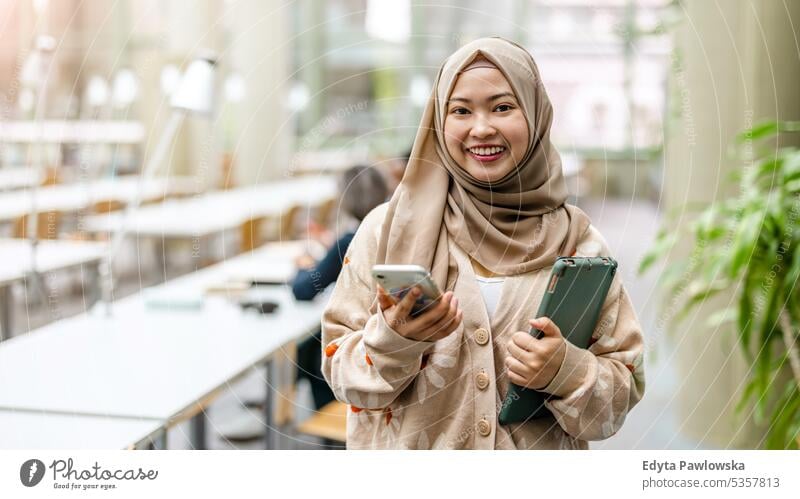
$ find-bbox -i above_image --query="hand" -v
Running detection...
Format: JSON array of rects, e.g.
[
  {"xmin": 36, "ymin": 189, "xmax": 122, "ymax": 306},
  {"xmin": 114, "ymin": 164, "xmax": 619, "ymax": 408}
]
[
  {"xmin": 505, "ymin": 317, "xmax": 566, "ymax": 390},
  {"xmin": 294, "ymin": 253, "xmax": 316, "ymax": 269},
  {"xmin": 376, "ymin": 285, "xmax": 462, "ymax": 342}
]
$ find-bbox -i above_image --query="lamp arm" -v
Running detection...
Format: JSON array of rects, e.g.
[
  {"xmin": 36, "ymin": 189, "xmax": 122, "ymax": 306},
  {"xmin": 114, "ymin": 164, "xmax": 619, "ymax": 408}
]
[{"xmin": 99, "ymin": 110, "xmax": 185, "ymax": 309}]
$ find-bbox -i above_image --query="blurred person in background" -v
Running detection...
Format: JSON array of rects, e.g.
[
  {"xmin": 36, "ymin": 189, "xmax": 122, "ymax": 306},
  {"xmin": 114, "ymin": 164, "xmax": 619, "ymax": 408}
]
[
  {"xmin": 292, "ymin": 165, "xmax": 389, "ymax": 410},
  {"xmin": 381, "ymin": 148, "xmax": 411, "ymax": 194}
]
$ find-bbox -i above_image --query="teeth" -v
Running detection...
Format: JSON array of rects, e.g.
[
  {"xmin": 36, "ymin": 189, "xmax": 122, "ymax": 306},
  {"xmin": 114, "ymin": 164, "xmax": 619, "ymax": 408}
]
[{"xmin": 469, "ymin": 146, "xmax": 505, "ymax": 156}]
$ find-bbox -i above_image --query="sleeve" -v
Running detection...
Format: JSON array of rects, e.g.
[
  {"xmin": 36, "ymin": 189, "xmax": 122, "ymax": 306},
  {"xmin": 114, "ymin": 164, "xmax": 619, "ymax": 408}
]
[
  {"xmin": 291, "ymin": 232, "xmax": 354, "ymax": 301},
  {"xmin": 540, "ymin": 228, "xmax": 646, "ymax": 441},
  {"xmin": 321, "ymin": 208, "xmax": 431, "ymax": 409}
]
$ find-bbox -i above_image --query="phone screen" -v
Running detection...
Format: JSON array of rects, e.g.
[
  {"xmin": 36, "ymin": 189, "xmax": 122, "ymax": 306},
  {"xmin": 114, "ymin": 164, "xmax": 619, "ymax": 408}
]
[{"xmin": 387, "ymin": 286, "xmax": 437, "ymax": 317}]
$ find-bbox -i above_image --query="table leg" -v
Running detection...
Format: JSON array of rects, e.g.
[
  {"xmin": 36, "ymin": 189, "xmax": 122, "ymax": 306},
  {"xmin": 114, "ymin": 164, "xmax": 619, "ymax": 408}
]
[
  {"xmin": 154, "ymin": 237, "xmax": 167, "ymax": 278},
  {"xmin": 191, "ymin": 412, "xmax": 206, "ymax": 450},
  {"xmin": 86, "ymin": 262, "xmax": 101, "ymax": 310},
  {"xmin": 264, "ymin": 359, "xmax": 275, "ymax": 449},
  {"xmin": 0, "ymin": 285, "xmax": 13, "ymax": 341},
  {"xmin": 154, "ymin": 429, "xmax": 168, "ymax": 450}
]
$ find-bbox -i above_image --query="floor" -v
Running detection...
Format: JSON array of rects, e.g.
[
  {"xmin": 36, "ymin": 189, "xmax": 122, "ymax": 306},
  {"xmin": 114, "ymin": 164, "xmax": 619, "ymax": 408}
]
[{"xmin": 579, "ymin": 198, "xmax": 705, "ymax": 450}]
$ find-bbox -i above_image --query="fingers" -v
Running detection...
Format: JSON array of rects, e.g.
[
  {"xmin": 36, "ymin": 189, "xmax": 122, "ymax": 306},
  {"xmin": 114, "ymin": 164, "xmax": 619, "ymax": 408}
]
[
  {"xmin": 505, "ymin": 355, "xmax": 532, "ymax": 378},
  {"xmin": 376, "ymin": 285, "xmax": 394, "ymax": 310},
  {"xmin": 510, "ymin": 331, "xmax": 539, "ymax": 352},
  {"xmin": 418, "ymin": 298, "xmax": 462, "ymax": 340},
  {"xmin": 413, "ymin": 292, "xmax": 455, "ymax": 328},
  {"xmin": 530, "ymin": 317, "xmax": 561, "ymax": 338},
  {"xmin": 506, "ymin": 335, "xmax": 533, "ymax": 362},
  {"xmin": 507, "ymin": 369, "xmax": 531, "ymax": 388},
  {"xmin": 380, "ymin": 289, "xmax": 463, "ymax": 342},
  {"xmin": 395, "ymin": 286, "xmax": 421, "ymax": 318}
]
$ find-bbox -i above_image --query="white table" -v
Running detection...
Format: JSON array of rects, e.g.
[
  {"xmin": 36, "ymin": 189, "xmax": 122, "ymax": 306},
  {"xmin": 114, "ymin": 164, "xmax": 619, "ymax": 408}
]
[
  {"xmin": 0, "ymin": 410, "xmax": 165, "ymax": 449},
  {"xmin": 0, "ymin": 241, "xmax": 327, "ymax": 449},
  {"xmin": 0, "ymin": 167, "xmax": 43, "ymax": 191},
  {"xmin": 0, "ymin": 238, "xmax": 107, "ymax": 339},
  {"xmin": 82, "ymin": 175, "xmax": 337, "ymax": 239},
  {"xmin": 0, "ymin": 175, "xmax": 201, "ymax": 223},
  {"xmin": 0, "ymin": 120, "xmax": 144, "ymax": 144}
]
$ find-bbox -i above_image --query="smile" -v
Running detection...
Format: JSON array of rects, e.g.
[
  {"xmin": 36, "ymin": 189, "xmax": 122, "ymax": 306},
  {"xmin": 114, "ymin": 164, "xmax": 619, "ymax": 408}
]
[{"xmin": 466, "ymin": 145, "xmax": 506, "ymax": 163}]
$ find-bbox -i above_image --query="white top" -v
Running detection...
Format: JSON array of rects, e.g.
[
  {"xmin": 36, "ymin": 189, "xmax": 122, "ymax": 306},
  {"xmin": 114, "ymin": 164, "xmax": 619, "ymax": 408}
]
[{"xmin": 475, "ymin": 275, "xmax": 505, "ymax": 320}]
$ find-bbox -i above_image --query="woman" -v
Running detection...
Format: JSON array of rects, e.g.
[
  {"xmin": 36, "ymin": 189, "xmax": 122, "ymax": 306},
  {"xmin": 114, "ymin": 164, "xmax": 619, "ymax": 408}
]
[
  {"xmin": 321, "ymin": 37, "xmax": 645, "ymax": 449},
  {"xmin": 293, "ymin": 165, "xmax": 388, "ymax": 410}
]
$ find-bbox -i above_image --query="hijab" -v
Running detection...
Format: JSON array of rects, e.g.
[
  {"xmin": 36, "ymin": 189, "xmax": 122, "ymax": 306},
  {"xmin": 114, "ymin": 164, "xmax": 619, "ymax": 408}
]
[{"xmin": 376, "ymin": 37, "xmax": 592, "ymax": 290}]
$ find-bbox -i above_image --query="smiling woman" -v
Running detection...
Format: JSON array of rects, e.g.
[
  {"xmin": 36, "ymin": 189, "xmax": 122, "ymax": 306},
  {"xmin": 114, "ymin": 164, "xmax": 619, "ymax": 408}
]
[
  {"xmin": 444, "ymin": 58, "xmax": 529, "ymax": 184},
  {"xmin": 321, "ymin": 37, "xmax": 645, "ymax": 450}
]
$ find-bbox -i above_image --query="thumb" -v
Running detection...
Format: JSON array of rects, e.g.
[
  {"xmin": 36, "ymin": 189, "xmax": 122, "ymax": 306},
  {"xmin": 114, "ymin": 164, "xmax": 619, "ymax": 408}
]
[{"xmin": 530, "ymin": 317, "xmax": 562, "ymax": 338}]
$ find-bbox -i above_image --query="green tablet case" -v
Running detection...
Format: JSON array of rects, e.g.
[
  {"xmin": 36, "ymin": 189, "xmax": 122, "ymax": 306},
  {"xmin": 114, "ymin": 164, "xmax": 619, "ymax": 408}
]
[{"xmin": 498, "ymin": 256, "xmax": 617, "ymax": 425}]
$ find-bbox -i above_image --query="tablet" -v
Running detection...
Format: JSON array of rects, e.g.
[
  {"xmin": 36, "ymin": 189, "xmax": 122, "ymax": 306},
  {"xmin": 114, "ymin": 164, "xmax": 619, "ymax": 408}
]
[{"xmin": 498, "ymin": 256, "xmax": 617, "ymax": 425}]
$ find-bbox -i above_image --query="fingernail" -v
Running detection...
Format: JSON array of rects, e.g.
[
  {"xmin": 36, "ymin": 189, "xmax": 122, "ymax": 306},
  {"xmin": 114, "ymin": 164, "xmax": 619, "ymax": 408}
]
[{"xmin": 413, "ymin": 288, "xmax": 421, "ymax": 296}]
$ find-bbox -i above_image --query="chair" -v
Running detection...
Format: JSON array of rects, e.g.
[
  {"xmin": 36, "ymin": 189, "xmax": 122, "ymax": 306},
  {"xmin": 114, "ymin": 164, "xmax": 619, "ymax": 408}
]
[
  {"xmin": 314, "ymin": 198, "xmax": 337, "ymax": 228},
  {"xmin": 12, "ymin": 210, "xmax": 62, "ymax": 239},
  {"xmin": 278, "ymin": 205, "xmax": 301, "ymax": 241},
  {"xmin": 239, "ymin": 216, "xmax": 267, "ymax": 253},
  {"xmin": 295, "ymin": 401, "xmax": 347, "ymax": 447},
  {"xmin": 41, "ymin": 167, "xmax": 60, "ymax": 186},
  {"xmin": 141, "ymin": 195, "xmax": 167, "ymax": 206},
  {"xmin": 91, "ymin": 199, "xmax": 125, "ymax": 215},
  {"xmin": 239, "ymin": 205, "xmax": 300, "ymax": 253}
]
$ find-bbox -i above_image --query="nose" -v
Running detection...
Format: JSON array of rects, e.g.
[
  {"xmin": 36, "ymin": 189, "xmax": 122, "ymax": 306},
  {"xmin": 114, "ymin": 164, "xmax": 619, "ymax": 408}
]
[{"xmin": 470, "ymin": 114, "xmax": 497, "ymax": 139}]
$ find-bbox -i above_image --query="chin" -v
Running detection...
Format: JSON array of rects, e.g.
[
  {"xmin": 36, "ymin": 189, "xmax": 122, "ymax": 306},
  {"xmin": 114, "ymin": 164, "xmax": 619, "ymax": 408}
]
[{"xmin": 468, "ymin": 163, "xmax": 515, "ymax": 184}]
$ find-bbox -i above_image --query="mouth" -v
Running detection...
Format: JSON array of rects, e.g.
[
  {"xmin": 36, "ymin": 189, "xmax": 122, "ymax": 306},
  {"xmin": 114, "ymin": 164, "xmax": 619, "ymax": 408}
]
[{"xmin": 465, "ymin": 145, "xmax": 506, "ymax": 163}]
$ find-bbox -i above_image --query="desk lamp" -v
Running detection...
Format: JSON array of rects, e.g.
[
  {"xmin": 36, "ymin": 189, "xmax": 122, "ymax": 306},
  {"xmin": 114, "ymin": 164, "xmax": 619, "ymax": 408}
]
[{"xmin": 98, "ymin": 52, "xmax": 217, "ymax": 313}]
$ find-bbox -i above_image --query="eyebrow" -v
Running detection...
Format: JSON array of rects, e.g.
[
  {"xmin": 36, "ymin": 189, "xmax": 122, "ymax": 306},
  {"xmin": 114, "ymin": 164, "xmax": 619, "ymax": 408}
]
[{"xmin": 448, "ymin": 92, "xmax": 516, "ymax": 105}]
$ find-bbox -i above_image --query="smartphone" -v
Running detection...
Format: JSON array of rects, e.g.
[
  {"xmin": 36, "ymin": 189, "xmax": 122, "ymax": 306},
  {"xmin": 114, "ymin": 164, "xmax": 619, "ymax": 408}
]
[{"xmin": 371, "ymin": 264, "xmax": 443, "ymax": 317}]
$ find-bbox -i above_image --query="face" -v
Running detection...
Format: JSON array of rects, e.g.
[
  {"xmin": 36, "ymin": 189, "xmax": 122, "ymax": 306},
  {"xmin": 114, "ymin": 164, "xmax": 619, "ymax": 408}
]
[{"xmin": 443, "ymin": 62, "xmax": 529, "ymax": 184}]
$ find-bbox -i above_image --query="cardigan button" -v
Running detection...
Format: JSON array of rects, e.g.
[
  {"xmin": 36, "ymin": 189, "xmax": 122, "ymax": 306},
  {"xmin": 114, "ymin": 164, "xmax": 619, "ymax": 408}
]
[
  {"xmin": 474, "ymin": 328, "xmax": 489, "ymax": 345},
  {"xmin": 477, "ymin": 418, "xmax": 491, "ymax": 437},
  {"xmin": 475, "ymin": 370, "xmax": 490, "ymax": 390}
]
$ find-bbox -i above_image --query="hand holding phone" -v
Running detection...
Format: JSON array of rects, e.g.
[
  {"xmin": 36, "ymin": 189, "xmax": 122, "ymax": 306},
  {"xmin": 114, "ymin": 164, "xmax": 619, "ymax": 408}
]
[{"xmin": 372, "ymin": 264, "xmax": 462, "ymax": 342}]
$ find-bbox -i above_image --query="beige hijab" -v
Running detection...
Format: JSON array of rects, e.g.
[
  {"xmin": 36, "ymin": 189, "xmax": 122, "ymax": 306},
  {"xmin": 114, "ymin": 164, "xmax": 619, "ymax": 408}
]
[{"xmin": 377, "ymin": 37, "xmax": 591, "ymax": 290}]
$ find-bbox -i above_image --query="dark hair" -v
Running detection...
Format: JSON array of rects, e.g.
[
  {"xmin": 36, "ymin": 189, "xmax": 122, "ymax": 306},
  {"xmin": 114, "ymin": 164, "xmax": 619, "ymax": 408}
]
[{"xmin": 339, "ymin": 165, "xmax": 388, "ymax": 222}]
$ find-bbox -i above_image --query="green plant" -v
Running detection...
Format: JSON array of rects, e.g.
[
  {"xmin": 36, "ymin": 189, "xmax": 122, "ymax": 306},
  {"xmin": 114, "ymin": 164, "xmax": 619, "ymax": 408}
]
[{"xmin": 639, "ymin": 120, "xmax": 800, "ymax": 449}]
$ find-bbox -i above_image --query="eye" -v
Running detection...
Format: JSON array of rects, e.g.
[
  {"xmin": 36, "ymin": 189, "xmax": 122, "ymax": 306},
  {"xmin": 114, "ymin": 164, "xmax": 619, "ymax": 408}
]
[
  {"xmin": 494, "ymin": 104, "xmax": 514, "ymax": 112},
  {"xmin": 450, "ymin": 107, "xmax": 470, "ymax": 115}
]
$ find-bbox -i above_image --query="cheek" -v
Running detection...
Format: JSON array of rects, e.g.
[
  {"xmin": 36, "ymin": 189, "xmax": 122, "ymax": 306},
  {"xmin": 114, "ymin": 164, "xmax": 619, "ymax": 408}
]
[
  {"xmin": 505, "ymin": 116, "xmax": 529, "ymax": 160},
  {"xmin": 443, "ymin": 120, "xmax": 467, "ymax": 157}
]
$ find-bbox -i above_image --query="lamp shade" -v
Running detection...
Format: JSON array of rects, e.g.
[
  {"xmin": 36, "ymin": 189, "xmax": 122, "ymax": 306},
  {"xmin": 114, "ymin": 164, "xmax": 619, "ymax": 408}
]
[
  {"xmin": 170, "ymin": 53, "xmax": 217, "ymax": 116},
  {"xmin": 20, "ymin": 36, "xmax": 56, "ymax": 88},
  {"xmin": 85, "ymin": 75, "xmax": 110, "ymax": 108},
  {"xmin": 111, "ymin": 68, "xmax": 139, "ymax": 108}
]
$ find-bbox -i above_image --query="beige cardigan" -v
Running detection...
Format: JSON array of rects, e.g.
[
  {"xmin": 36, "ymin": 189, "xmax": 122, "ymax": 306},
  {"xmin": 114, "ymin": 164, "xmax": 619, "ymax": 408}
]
[{"xmin": 321, "ymin": 204, "xmax": 645, "ymax": 449}]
